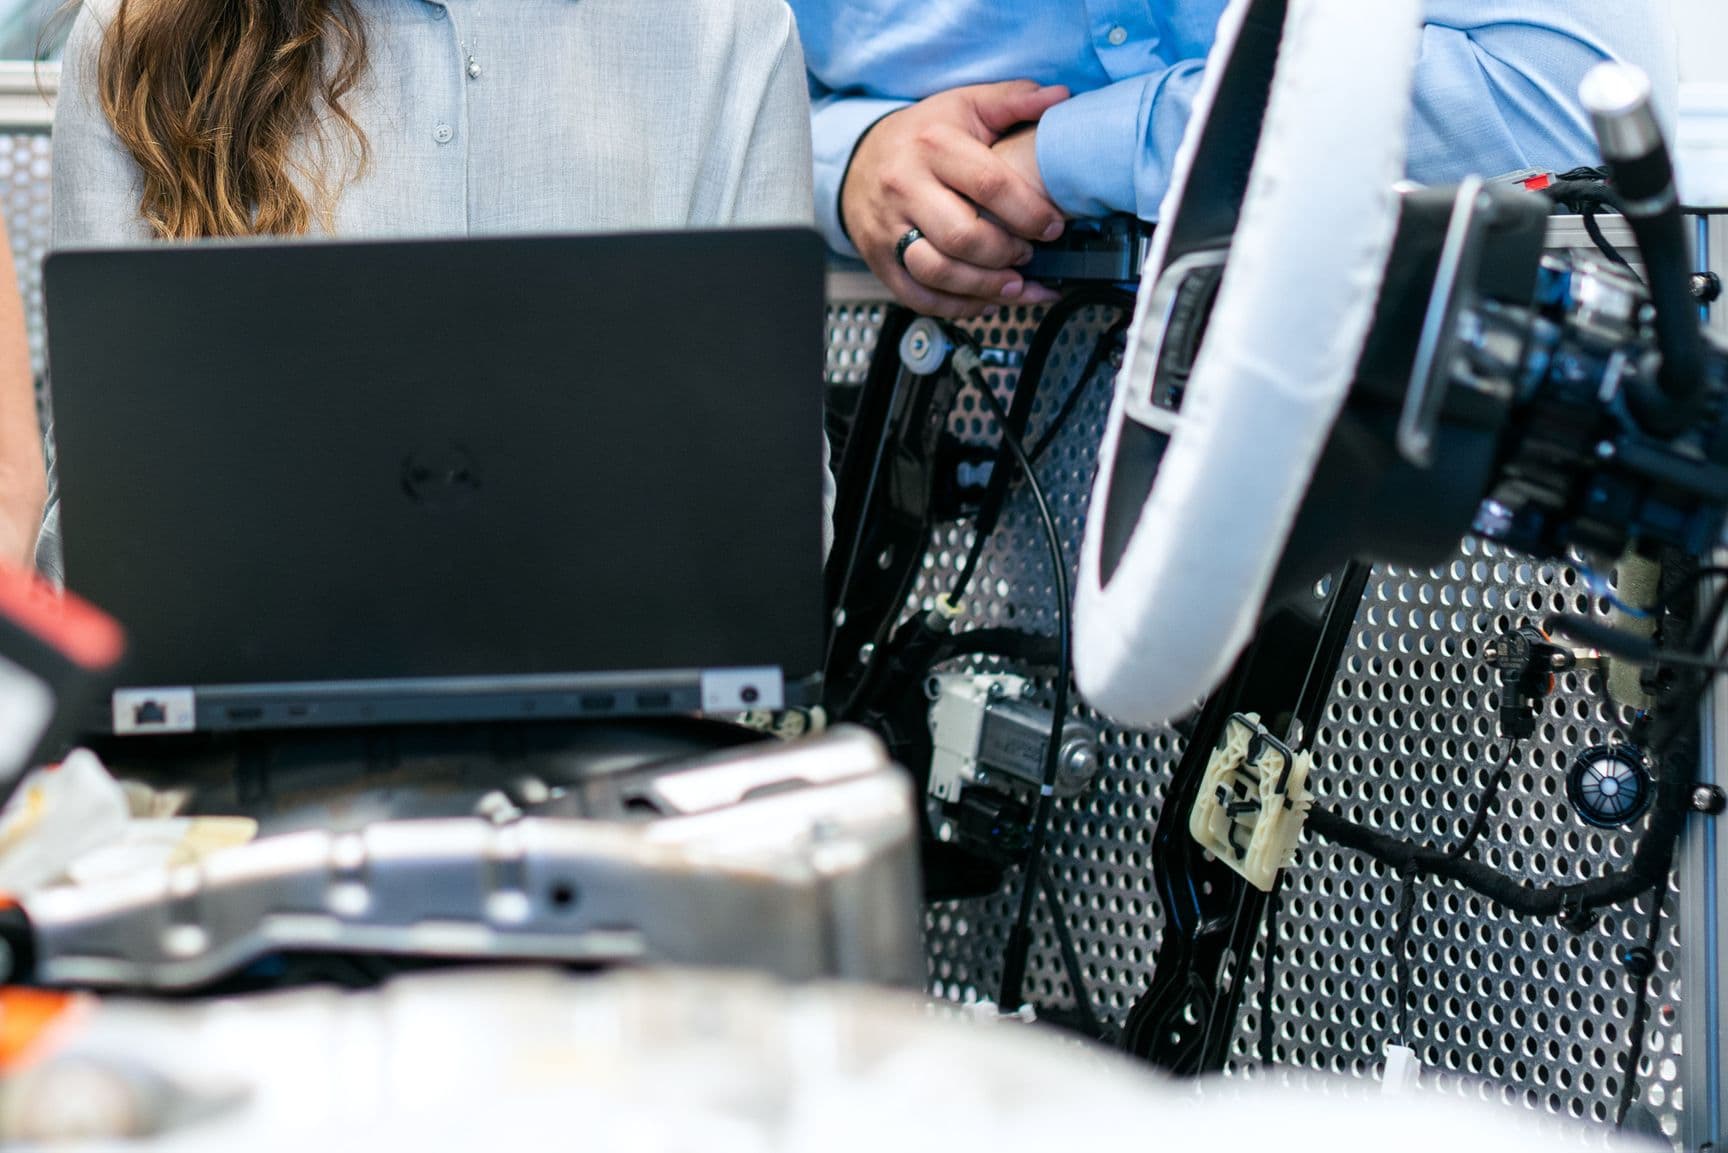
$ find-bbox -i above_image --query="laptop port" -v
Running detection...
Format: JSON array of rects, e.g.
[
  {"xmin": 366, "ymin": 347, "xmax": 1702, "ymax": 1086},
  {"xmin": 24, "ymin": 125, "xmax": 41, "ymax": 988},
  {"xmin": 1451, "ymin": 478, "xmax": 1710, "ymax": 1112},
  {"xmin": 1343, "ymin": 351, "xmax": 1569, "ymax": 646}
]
[
  {"xmin": 113, "ymin": 688, "xmax": 197, "ymax": 735},
  {"xmin": 580, "ymin": 694, "xmax": 615, "ymax": 713},
  {"xmin": 636, "ymin": 691, "xmax": 671, "ymax": 710},
  {"xmin": 225, "ymin": 706, "xmax": 264, "ymax": 723}
]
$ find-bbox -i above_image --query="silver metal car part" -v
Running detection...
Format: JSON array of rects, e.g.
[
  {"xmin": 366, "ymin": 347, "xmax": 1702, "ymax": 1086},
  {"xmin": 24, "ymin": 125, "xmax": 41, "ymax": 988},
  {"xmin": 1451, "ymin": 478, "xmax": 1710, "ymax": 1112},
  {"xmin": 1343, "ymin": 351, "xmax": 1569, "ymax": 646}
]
[{"xmin": 21, "ymin": 727, "xmax": 923, "ymax": 990}]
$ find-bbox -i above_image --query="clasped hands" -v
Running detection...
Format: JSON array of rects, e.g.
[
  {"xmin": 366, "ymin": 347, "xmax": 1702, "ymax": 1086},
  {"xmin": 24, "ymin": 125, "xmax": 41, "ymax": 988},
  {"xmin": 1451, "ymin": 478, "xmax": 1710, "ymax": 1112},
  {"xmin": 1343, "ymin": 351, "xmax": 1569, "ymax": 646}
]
[{"xmin": 840, "ymin": 81, "xmax": 1071, "ymax": 318}]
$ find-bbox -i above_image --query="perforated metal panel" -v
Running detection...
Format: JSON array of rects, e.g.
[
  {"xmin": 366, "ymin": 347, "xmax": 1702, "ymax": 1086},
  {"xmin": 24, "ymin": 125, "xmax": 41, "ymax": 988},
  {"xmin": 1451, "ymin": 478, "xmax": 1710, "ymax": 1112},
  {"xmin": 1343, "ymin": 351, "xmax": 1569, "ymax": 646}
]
[{"xmin": 826, "ymin": 254, "xmax": 1691, "ymax": 1144}]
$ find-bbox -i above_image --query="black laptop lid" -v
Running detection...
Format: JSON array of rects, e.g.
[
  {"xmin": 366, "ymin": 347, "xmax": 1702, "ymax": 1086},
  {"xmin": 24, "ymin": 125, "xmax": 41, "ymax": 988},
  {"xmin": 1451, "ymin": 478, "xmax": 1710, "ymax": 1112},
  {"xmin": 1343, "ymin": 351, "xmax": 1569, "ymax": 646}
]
[{"xmin": 45, "ymin": 229, "xmax": 825, "ymax": 705}]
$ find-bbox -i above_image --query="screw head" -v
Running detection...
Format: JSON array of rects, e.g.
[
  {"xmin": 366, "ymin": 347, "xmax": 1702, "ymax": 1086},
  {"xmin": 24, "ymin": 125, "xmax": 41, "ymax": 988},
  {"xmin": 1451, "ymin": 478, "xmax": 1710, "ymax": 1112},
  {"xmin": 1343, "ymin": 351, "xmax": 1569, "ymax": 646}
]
[
  {"xmin": 1692, "ymin": 785, "xmax": 1727, "ymax": 815},
  {"xmin": 1066, "ymin": 745, "xmax": 1098, "ymax": 775}
]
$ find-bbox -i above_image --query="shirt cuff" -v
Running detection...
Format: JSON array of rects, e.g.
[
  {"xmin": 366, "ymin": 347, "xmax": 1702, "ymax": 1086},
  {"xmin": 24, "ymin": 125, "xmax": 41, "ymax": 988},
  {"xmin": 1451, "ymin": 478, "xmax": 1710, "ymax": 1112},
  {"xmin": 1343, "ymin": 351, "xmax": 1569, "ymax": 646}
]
[
  {"xmin": 813, "ymin": 96, "xmax": 912, "ymax": 258},
  {"xmin": 1035, "ymin": 80, "xmax": 1149, "ymax": 220}
]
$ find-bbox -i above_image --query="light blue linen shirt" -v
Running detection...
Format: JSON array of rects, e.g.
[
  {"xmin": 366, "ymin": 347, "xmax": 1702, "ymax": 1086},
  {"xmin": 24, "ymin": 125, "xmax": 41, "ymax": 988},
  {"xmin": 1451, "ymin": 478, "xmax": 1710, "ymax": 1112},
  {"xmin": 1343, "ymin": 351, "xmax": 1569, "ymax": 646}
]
[{"xmin": 792, "ymin": 0, "xmax": 1675, "ymax": 255}]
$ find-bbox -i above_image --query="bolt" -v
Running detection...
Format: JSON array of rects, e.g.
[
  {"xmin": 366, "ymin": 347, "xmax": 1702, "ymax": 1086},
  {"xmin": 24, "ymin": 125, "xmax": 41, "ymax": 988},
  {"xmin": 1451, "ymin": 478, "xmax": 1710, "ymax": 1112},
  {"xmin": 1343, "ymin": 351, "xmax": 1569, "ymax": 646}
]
[
  {"xmin": 1596, "ymin": 440, "xmax": 1617, "ymax": 462},
  {"xmin": 907, "ymin": 331, "xmax": 931, "ymax": 359},
  {"xmin": 1692, "ymin": 785, "xmax": 1727, "ymax": 815},
  {"xmin": 987, "ymin": 680, "xmax": 1008, "ymax": 701},
  {"xmin": 1549, "ymin": 652, "xmax": 1571, "ymax": 670},
  {"xmin": 1065, "ymin": 745, "xmax": 1099, "ymax": 777},
  {"xmin": 857, "ymin": 642, "xmax": 876, "ymax": 666}
]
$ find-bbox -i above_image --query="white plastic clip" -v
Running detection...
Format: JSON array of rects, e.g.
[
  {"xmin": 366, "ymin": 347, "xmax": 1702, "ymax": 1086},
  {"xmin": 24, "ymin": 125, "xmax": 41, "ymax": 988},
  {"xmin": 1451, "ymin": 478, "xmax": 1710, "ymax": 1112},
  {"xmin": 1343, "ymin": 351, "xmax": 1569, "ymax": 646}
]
[
  {"xmin": 1383, "ymin": 1044, "xmax": 1422, "ymax": 1095},
  {"xmin": 1188, "ymin": 713, "xmax": 1314, "ymax": 891}
]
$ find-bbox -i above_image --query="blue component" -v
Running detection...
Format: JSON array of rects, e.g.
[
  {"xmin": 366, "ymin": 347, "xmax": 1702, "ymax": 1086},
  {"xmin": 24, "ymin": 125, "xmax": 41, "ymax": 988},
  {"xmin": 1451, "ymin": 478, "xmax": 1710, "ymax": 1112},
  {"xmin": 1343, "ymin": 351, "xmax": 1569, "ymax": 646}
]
[{"xmin": 1534, "ymin": 263, "xmax": 1574, "ymax": 312}]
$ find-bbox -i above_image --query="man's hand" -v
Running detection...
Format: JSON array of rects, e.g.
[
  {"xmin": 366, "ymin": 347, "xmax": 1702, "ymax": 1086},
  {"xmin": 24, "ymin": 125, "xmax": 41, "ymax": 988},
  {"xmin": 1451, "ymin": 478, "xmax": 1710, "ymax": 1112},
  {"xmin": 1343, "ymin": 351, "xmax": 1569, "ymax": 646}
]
[{"xmin": 841, "ymin": 81, "xmax": 1069, "ymax": 319}]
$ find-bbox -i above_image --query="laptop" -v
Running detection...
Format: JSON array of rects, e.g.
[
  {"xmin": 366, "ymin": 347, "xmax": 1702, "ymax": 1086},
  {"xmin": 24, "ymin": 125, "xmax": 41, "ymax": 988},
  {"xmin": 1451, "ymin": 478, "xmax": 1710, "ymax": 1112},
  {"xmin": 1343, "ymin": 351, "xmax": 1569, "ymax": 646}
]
[{"xmin": 44, "ymin": 229, "xmax": 827, "ymax": 735}]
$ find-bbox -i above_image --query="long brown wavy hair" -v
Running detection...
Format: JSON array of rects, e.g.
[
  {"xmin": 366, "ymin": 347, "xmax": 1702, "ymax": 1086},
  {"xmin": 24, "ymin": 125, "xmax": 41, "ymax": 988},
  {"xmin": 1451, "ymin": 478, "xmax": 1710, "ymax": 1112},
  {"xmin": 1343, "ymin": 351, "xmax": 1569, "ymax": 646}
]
[{"xmin": 86, "ymin": 0, "xmax": 371, "ymax": 239}]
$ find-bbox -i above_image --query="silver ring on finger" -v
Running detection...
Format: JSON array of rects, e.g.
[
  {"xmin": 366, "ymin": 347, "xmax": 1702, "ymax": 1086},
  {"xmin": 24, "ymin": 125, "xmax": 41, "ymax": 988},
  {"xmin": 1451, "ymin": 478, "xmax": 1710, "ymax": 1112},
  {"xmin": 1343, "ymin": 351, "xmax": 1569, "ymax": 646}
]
[{"xmin": 894, "ymin": 227, "xmax": 926, "ymax": 271}]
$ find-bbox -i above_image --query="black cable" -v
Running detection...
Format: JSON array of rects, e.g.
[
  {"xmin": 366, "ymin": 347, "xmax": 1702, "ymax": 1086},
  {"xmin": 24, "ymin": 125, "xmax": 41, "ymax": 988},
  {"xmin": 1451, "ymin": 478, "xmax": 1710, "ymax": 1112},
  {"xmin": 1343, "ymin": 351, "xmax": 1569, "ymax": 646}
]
[
  {"xmin": 963, "ymin": 376, "xmax": 1072, "ymax": 1013},
  {"xmin": 1028, "ymin": 317, "xmax": 1129, "ymax": 464},
  {"xmin": 1309, "ymin": 601, "xmax": 1719, "ymax": 919},
  {"xmin": 1651, "ymin": 565, "xmax": 1728, "ymax": 617},
  {"xmin": 1585, "ymin": 208, "xmax": 1639, "ymax": 278},
  {"xmin": 1541, "ymin": 170, "xmax": 1640, "ymax": 277},
  {"xmin": 1392, "ymin": 873, "xmax": 1419, "ymax": 1045},
  {"xmin": 1258, "ymin": 874, "xmax": 1280, "ymax": 1066},
  {"xmin": 1546, "ymin": 614, "xmax": 1728, "ymax": 674},
  {"xmin": 1196, "ymin": 885, "xmax": 1251, "ymax": 1065},
  {"xmin": 950, "ymin": 288, "xmax": 1131, "ymax": 608},
  {"xmin": 1386, "ymin": 743, "xmax": 1518, "ymax": 1052},
  {"xmin": 930, "ymin": 627, "xmax": 1063, "ymax": 670},
  {"xmin": 1612, "ymin": 579, "xmax": 1725, "ymax": 1124},
  {"xmin": 1615, "ymin": 884, "xmax": 1669, "ymax": 1128},
  {"xmin": 1447, "ymin": 744, "xmax": 1520, "ymax": 861},
  {"xmin": 1035, "ymin": 863, "xmax": 1105, "ymax": 1040}
]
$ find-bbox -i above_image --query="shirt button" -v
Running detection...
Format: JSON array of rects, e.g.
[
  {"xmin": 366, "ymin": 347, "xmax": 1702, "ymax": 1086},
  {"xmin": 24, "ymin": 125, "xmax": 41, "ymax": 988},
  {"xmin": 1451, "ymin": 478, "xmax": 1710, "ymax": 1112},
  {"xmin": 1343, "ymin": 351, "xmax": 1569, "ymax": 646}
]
[
  {"xmin": 466, "ymin": 57, "xmax": 482, "ymax": 80},
  {"xmin": 433, "ymin": 123, "xmax": 454, "ymax": 144},
  {"xmin": 1107, "ymin": 24, "xmax": 1129, "ymax": 45},
  {"xmin": 428, "ymin": 4, "xmax": 446, "ymax": 18}
]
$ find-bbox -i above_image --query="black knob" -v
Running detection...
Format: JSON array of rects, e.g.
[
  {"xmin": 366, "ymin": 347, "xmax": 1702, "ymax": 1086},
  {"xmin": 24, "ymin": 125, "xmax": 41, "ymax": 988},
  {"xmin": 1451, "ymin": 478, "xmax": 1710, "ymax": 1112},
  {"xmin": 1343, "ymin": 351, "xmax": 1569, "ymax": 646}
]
[{"xmin": 1620, "ymin": 945, "xmax": 1656, "ymax": 978}]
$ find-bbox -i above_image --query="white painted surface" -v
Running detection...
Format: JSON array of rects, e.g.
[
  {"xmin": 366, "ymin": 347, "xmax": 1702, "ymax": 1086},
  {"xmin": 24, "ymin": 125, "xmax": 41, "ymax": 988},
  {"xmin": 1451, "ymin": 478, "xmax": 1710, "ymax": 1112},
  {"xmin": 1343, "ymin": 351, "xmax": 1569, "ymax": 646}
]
[{"xmin": 1668, "ymin": 0, "xmax": 1728, "ymax": 205}]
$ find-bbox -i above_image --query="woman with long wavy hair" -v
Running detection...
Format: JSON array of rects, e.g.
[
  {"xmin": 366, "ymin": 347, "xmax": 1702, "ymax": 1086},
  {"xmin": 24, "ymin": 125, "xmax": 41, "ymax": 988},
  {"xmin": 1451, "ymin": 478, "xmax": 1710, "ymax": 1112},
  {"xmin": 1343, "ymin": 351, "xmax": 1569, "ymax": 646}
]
[
  {"xmin": 52, "ymin": 0, "xmax": 814, "ymax": 243},
  {"xmin": 35, "ymin": 0, "xmax": 820, "ymax": 574}
]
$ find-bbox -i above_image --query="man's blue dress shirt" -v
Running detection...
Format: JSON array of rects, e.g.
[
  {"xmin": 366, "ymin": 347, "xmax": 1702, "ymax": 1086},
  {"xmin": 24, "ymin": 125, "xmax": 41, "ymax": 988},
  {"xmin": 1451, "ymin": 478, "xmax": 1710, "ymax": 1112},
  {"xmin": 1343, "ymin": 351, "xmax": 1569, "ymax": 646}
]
[{"xmin": 793, "ymin": 0, "xmax": 1674, "ymax": 255}]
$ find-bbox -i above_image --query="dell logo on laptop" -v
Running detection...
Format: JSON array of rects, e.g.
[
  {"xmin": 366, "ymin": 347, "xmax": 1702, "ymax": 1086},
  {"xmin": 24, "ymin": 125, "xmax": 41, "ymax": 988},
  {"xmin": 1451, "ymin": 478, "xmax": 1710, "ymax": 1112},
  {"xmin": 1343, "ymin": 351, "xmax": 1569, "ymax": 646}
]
[{"xmin": 401, "ymin": 446, "xmax": 481, "ymax": 508}]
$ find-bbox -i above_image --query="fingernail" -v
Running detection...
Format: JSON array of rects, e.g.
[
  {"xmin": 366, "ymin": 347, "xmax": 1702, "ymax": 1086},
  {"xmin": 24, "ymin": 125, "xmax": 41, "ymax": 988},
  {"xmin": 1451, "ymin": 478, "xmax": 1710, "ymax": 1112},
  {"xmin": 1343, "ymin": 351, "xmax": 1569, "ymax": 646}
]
[
  {"xmin": 1002, "ymin": 279, "xmax": 1024, "ymax": 299},
  {"xmin": 1042, "ymin": 221, "xmax": 1064, "ymax": 241},
  {"xmin": 1015, "ymin": 248, "xmax": 1035, "ymax": 266}
]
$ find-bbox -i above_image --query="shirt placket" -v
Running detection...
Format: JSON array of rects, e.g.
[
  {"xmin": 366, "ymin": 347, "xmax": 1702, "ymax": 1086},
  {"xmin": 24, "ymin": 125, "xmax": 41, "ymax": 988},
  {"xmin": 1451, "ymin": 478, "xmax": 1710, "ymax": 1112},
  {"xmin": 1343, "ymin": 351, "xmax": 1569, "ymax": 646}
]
[
  {"xmin": 423, "ymin": 0, "xmax": 473, "ymax": 232},
  {"xmin": 1084, "ymin": 0, "xmax": 1161, "ymax": 80}
]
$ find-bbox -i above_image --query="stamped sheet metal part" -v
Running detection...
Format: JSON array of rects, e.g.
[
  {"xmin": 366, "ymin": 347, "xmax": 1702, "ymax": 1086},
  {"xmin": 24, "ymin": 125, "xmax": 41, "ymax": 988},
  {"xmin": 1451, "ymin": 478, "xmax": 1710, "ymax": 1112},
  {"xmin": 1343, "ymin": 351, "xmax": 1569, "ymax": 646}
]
[{"xmin": 7, "ymin": 728, "xmax": 925, "ymax": 990}]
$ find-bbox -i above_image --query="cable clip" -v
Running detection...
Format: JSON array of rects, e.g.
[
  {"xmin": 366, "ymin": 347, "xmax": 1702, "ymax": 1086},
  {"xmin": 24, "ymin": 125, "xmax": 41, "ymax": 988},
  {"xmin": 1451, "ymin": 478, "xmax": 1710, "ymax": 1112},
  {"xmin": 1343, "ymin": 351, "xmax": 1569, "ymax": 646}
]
[{"xmin": 1189, "ymin": 713, "xmax": 1314, "ymax": 892}]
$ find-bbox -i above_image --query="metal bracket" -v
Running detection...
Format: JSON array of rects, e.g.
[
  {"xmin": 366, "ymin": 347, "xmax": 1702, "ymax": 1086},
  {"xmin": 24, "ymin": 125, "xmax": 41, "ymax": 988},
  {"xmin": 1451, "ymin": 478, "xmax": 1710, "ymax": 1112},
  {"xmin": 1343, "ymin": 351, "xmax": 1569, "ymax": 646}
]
[{"xmin": 1399, "ymin": 176, "xmax": 1494, "ymax": 468}]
